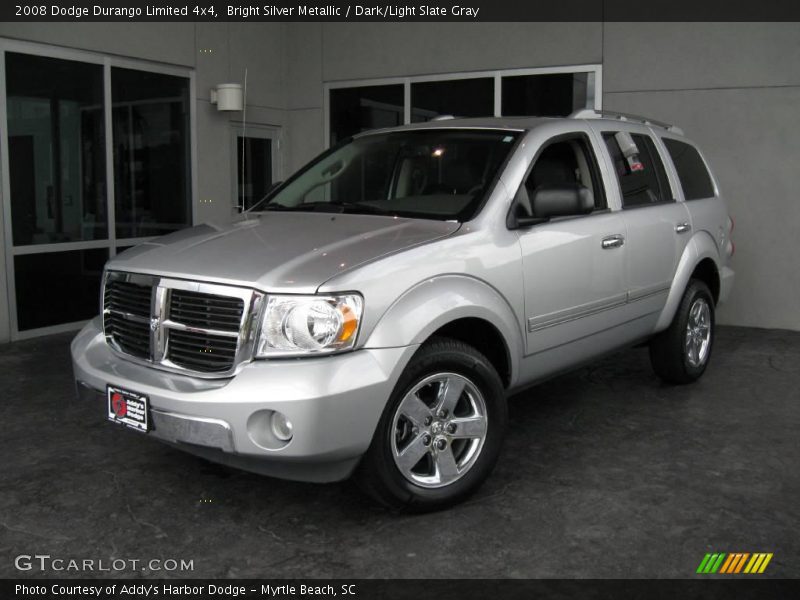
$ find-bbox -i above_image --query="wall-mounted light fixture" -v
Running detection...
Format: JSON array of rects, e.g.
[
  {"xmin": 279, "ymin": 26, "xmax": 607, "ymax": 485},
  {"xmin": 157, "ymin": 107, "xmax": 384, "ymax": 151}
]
[{"xmin": 210, "ymin": 83, "xmax": 244, "ymax": 111}]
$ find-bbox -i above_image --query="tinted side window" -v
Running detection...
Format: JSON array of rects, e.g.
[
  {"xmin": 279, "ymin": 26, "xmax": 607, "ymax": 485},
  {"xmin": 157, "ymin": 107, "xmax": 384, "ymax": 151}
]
[
  {"xmin": 603, "ymin": 133, "xmax": 672, "ymax": 208},
  {"xmin": 516, "ymin": 134, "xmax": 607, "ymax": 218},
  {"xmin": 663, "ymin": 139, "xmax": 715, "ymax": 200}
]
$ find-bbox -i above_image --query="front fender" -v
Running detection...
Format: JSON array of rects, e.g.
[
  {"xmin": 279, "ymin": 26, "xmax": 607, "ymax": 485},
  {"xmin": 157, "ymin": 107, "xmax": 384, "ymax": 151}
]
[
  {"xmin": 655, "ymin": 231, "xmax": 721, "ymax": 331},
  {"xmin": 363, "ymin": 275, "xmax": 524, "ymax": 386}
]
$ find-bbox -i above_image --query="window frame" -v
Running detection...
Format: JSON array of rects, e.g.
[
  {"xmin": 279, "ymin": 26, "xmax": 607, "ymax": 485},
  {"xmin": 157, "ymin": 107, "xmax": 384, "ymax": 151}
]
[
  {"xmin": 0, "ymin": 37, "xmax": 196, "ymax": 340},
  {"xmin": 324, "ymin": 64, "xmax": 603, "ymax": 148}
]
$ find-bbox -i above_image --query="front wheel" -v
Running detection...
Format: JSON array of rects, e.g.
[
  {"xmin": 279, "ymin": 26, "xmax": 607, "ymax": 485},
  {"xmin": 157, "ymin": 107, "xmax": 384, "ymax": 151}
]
[
  {"xmin": 355, "ymin": 337, "xmax": 507, "ymax": 512},
  {"xmin": 649, "ymin": 279, "xmax": 715, "ymax": 384}
]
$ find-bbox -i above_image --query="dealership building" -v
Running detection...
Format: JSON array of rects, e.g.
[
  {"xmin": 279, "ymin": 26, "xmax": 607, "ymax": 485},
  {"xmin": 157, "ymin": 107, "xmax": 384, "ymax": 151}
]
[{"xmin": 0, "ymin": 21, "xmax": 797, "ymax": 342}]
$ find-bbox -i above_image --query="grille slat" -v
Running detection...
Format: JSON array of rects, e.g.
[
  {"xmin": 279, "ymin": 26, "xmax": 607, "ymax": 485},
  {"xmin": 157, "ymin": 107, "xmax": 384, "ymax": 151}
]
[
  {"xmin": 104, "ymin": 281, "xmax": 152, "ymax": 318},
  {"xmin": 104, "ymin": 280, "xmax": 152, "ymax": 360},
  {"xmin": 171, "ymin": 297, "xmax": 243, "ymax": 310},
  {"xmin": 168, "ymin": 336, "xmax": 238, "ymax": 351},
  {"xmin": 170, "ymin": 304, "xmax": 242, "ymax": 325},
  {"xmin": 167, "ymin": 290, "xmax": 243, "ymax": 372},
  {"xmin": 168, "ymin": 349, "xmax": 235, "ymax": 365},
  {"xmin": 104, "ymin": 275, "xmax": 247, "ymax": 375},
  {"xmin": 168, "ymin": 329, "xmax": 238, "ymax": 372},
  {"xmin": 168, "ymin": 289, "xmax": 244, "ymax": 332}
]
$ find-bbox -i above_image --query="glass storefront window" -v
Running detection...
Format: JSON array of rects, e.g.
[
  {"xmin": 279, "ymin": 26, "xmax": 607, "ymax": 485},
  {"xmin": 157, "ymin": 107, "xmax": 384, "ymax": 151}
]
[
  {"xmin": 328, "ymin": 69, "xmax": 597, "ymax": 141},
  {"xmin": 329, "ymin": 85, "xmax": 404, "ymax": 145},
  {"xmin": 111, "ymin": 67, "xmax": 191, "ymax": 239},
  {"xmin": 501, "ymin": 73, "xmax": 589, "ymax": 117},
  {"xmin": 2, "ymin": 49, "xmax": 194, "ymax": 336},
  {"xmin": 5, "ymin": 52, "xmax": 107, "ymax": 246},
  {"xmin": 14, "ymin": 249, "xmax": 107, "ymax": 331},
  {"xmin": 410, "ymin": 78, "xmax": 494, "ymax": 122}
]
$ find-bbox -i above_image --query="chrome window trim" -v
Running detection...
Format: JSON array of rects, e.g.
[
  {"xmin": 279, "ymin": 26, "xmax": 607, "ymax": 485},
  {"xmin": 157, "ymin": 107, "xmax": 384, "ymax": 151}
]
[{"xmin": 103, "ymin": 270, "xmax": 265, "ymax": 379}]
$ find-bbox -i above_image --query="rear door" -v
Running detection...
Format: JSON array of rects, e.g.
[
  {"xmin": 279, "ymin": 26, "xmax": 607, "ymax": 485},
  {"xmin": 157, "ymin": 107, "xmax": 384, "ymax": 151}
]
[{"xmin": 594, "ymin": 125, "xmax": 692, "ymax": 322}]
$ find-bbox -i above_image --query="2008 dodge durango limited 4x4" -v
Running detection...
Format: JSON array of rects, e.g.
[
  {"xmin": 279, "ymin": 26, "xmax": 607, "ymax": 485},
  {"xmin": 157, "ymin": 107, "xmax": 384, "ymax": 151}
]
[{"xmin": 72, "ymin": 111, "xmax": 735, "ymax": 511}]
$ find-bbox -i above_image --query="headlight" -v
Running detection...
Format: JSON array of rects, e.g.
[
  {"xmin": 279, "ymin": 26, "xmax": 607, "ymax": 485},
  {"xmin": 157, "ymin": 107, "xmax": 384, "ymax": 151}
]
[{"xmin": 255, "ymin": 294, "xmax": 363, "ymax": 357}]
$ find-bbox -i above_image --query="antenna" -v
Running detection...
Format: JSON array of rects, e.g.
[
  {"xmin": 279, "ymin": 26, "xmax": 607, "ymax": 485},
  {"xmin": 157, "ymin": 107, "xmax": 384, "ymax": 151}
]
[{"xmin": 240, "ymin": 67, "xmax": 248, "ymax": 215}]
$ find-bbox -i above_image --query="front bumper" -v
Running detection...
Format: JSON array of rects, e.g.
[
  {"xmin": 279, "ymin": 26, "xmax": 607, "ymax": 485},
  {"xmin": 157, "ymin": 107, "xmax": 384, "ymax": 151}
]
[{"xmin": 71, "ymin": 317, "xmax": 417, "ymax": 482}]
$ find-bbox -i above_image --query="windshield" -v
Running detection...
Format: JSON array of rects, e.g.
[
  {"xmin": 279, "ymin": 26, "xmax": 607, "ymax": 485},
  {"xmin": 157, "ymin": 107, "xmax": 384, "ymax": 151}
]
[{"xmin": 250, "ymin": 129, "xmax": 520, "ymax": 221}]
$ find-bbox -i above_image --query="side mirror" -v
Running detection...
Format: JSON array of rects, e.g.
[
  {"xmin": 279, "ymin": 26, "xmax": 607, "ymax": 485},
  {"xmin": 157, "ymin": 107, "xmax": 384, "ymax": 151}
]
[{"xmin": 529, "ymin": 183, "xmax": 594, "ymax": 221}]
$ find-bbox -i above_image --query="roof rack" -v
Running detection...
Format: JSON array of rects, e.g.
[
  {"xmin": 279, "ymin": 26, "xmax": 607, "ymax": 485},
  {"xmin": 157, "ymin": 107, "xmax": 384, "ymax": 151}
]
[{"xmin": 569, "ymin": 109, "xmax": 684, "ymax": 135}]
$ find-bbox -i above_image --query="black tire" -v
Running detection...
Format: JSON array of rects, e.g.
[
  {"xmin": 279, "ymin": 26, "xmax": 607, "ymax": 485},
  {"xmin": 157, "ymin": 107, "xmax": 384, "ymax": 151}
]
[
  {"xmin": 649, "ymin": 279, "xmax": 715, "ymax": 384},
  {"xmin": 355, "ymin": 336, "xmax": 507, "ymax": 512}
]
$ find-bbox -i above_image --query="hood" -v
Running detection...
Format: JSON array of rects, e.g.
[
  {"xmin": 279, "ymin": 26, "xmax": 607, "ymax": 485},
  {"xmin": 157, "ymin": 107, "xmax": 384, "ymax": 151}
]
[{"xmin": 108, "ymin": 212, "xmax": 460, "ymax": 292}]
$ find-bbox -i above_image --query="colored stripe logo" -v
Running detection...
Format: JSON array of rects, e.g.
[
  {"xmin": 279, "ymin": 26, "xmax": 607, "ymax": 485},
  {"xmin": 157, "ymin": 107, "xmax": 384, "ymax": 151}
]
[{"xmin": 696, "ymin": 552, "xmax": 773, "ymax": 574}]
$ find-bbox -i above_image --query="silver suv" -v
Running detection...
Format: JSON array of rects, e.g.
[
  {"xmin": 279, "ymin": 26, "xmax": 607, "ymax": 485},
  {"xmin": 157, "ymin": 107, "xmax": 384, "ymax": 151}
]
[{"xmin": 72, "ymin": 111, "xmax": 735, "ymax": 511}]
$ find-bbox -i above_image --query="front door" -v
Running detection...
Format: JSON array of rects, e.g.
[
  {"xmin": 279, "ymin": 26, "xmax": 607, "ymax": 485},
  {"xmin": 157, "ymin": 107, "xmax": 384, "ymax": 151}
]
[{"xmin": 516, "ymin": 131, "xmax": 629, "ymax": 356}]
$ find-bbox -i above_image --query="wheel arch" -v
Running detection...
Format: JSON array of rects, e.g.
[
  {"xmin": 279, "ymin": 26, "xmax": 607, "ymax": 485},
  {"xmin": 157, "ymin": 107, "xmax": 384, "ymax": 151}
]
[
  {"xmin": 655, "ymin": 231, "xmax": 722, "ymax": 331},
  {"xmin": 362, "ymin": 275, "xmax": 523, "ymax": 388}
]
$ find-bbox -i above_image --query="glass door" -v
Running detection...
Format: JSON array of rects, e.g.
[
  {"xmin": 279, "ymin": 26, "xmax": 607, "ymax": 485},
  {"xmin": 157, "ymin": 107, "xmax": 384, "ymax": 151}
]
[{"xmin": 231, "ymin": 124, "xmax": 280, "ymax": 211}]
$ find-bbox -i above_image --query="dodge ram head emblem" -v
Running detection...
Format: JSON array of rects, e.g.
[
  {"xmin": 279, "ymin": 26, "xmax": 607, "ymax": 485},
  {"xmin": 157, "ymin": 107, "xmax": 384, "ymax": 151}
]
[{"xmin": 149, "ymin": 317, "xmax": 160, "ymax": 332}]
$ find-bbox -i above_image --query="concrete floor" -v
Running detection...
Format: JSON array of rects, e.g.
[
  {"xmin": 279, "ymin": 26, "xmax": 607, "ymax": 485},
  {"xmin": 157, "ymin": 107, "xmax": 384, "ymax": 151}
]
[{"xmin": 0, "ymin": 326, "xmax": 797, "ymax": 579}]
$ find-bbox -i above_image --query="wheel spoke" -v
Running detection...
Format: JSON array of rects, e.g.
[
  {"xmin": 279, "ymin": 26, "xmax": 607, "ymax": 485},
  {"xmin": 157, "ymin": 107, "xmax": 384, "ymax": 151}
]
[
  {"xmin": 434, "ymin": 446, "xmax": 459, "ymax": 483},
  {"xmin": 436, "ymin": 376, "xmax": 466, "ymax": 414},
  {"xmin": 449, "ymin": 415, "xmax": 487, "ymax": 439},
  {"xmin": 395, "ymin": 434, "xmax": 429, "ymax": 472},
  {"xmin": 691, "ymin": 302, "xmax": 702, "ymax": 324},
  {"xmin": 398, "ymin": 391, "xmax": 432, "ymax": 427}
]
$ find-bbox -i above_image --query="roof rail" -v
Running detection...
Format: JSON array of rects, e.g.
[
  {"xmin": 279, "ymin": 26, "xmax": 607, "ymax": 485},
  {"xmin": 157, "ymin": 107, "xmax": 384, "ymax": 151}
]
[{"xmin": 569, "ymin": 109, "xmax": 684, "ymax": 135}]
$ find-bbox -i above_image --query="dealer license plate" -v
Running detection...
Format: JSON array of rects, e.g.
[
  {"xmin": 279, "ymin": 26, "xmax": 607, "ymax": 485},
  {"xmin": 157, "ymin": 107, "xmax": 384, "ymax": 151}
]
[{"xmin": 107, "ymin": 385, "xmax": 149, "ymax": 433}]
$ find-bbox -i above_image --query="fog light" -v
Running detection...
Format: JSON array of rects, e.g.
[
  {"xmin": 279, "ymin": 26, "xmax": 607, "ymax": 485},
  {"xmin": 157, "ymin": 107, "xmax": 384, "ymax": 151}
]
[{"xmin": 271, "ymin": 412, "xmax": 293, "ymax": 441}]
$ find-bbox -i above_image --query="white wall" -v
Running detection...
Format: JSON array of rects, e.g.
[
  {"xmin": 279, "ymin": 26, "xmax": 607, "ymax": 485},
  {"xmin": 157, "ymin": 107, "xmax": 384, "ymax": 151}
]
[{"xmin": 602, "ymin": 23, "xmax": 800, "ymax": 330}]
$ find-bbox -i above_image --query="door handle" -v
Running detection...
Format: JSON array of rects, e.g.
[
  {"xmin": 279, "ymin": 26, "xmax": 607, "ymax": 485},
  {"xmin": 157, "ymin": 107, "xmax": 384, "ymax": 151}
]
[
  {"xmin": 675, "ymin": 222, "xmax": 692, "ymax": 234},
  {"xmin": 601, "ymin": 234, "xmax": 625, "ymax": 249}
]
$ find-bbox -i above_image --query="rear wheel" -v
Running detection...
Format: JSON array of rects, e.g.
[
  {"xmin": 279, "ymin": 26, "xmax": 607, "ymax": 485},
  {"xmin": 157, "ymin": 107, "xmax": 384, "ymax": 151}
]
[
  {"xmin": 356, "ymin": 337, "xmax": 507, "ymax": 511},
  {"xmin": 649, "ymin": 279, "xmax": 715, "ymax": 384}
]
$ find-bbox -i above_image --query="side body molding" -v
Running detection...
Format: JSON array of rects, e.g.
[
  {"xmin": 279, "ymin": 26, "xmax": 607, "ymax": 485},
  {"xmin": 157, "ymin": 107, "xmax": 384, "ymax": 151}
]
[
  {"xmin": 363, "ymin": 275, "xmax": 524, "ymax": 387},
  {"xmin": 655, "ymin": 230, "xmax": 721, "ymax": 331}
]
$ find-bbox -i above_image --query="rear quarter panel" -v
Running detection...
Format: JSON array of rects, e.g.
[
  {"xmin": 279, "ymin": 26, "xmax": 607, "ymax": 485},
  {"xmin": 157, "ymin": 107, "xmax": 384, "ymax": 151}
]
[{"xmin": 653, "ymin": 132, "xmax": 733, "ymax": 330}]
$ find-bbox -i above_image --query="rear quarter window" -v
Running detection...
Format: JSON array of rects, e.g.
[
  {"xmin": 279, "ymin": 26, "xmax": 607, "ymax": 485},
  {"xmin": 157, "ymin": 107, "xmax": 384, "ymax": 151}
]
[{"xmin": 662, "ymin": 139, "xmax": 716, "ymax": 200}]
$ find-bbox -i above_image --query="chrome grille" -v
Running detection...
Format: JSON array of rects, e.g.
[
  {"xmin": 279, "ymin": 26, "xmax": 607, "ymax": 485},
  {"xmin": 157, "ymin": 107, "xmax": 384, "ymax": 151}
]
[
  {"xmin": 168, "ymin": 290, "xmax": 244, "ymax": 331},
  {"xmin": 102, "ymin": 271, "xmax": 263, "ymax": 378},
  {"xmin": 103, "ymin": 280, "xmax": 152, "ymax": 359},
  {"xmin": 167, "ymin": 329, "xmax": 239, "ymax": 373},
  {"xmin": 105, "ymin": 280, "xmax": 152, "ymax": 317}
]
